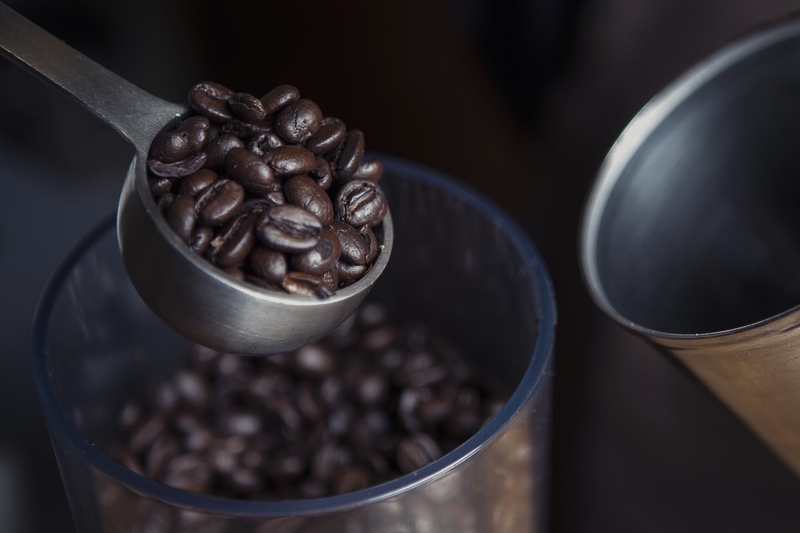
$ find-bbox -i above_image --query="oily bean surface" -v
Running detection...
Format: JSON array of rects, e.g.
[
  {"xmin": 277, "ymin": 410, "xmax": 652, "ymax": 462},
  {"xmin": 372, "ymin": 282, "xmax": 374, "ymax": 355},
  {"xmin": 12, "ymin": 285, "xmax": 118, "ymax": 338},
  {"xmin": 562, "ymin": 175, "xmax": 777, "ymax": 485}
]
[
  {"xmin": 148, "ymin": 82, "xmax": 388, "ymax": 297},
  {"xmin": 284, "ymin": 175, "xmax": 334, "ymax": 224},
  {"xmin": 112, "ymin": 304, "xmax": 510, "ymax": 502}
]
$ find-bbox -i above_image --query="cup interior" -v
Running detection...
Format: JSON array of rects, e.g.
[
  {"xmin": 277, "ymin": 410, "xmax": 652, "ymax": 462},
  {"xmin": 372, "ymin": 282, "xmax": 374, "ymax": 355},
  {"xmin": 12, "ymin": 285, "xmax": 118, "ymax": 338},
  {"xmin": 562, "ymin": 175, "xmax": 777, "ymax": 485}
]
[{"xmin": 586, "ymin": 26, "xmax": 800, "ymax": 334}]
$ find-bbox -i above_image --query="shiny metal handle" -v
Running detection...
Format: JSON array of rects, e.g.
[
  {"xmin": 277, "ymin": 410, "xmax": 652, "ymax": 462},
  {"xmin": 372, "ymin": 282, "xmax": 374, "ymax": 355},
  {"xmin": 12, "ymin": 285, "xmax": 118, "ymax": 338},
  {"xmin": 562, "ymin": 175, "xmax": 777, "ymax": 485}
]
[{"xmin": 0, "ymin": 2, "xmax": 184, "ymax": 151}]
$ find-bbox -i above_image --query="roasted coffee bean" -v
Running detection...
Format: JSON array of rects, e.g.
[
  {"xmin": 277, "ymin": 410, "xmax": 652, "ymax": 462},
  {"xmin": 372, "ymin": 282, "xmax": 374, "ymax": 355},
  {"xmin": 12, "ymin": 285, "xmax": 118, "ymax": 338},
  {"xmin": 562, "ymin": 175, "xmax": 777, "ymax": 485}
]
[
  {"xmin": 275, "ymin": 98, "xmax": 323, "ymax": 144},
  {"xmin": 147, "ymin": 152, "xmax": 207, "ymax": 178},
  {"xmin": 260, "ymin": 84, "xmax": 300, "ymax": 114},
  {"xmin": 151, "ymin": 83, "xmax": 387, "ymax": 298},
  {"xmin": 284, "ymin": 175, "xmax": 334, "ymax": 224},
  {"xmin": 333, "ymin": 466, "xmax": 371, "ymax": 495},
  {"xmin": 396, "ymin": 433, "xmax": 442, "ymax": 474},
  {"xmin": 256, "ymin": 204, "xmax": 322, "ymax": 253},
  {"xmin": 189, "ymin": 81, "xmax": 235, "ymax": 123},
  {"xmin": 149, "ymin": 176, "xmax": 176, "ymax": 197},
  {"xmin": 306, "ymin": 117, "xmax": 346, "ymax": 155},
  {"xmin": 328, "ymin": 220, "xmax": 371, "ymax": 265},
  {"xmin": 176, "ymin": 115, "xmax": 212, "ymax": 153},
  {"xmin": 114, "ymin": 303, "xmax": 509, "ymax": 501},
  {"xmin": 247, "ymin": 131, "xmax": 284, "ymax": 156},
  {"xmin": 311, "ymin": 157, "xmax": 334, "ymax": 190},
  {"xmin": 207, "ymin": 210, "xmax": 258, "ymax": 268},
  {"xmin": 202, "ymin": 134, "xmax": 245, "ymax": 171},
  {"xmin": 195, "ymin": 178, "xmax": 245, "ymax": 227},
  {"xmin": 157, "ymin": 192, "xmax": 175, "ymax": 215},
  {"xmin": 267, "ymin": 145, "xmax": 317, "ymax": 177},
  {"xmin": 179, "ymin": 169, "xmax": 218, "ymax": 197},
  {"xmin": 230, "ymin": 92, "xmax": 267, "ymax": 122},
  {"xmin": 224, "ymin": 267, "xmax": 247, "ymax": 282},
  {"xmin": 335, "ymin": 260, "xmax": 370, "ymax": 285},
  {"xmin": 350, "ymin": 159, "xmax": 384, "ymax": 182},
  {"xmin": 335, "ymin": 179, "xmax": 386, "ymax": 227},
  {"xmin": 225, "ymin": 148, "xmax": 276, "ymax": 195},
  {"xmin": 161, "ymin": 454, "xmax": 213, "ymax": 493},
  {"xmin": 248, "ymin": 245, "xmax": 288, "ymax": 284},
  {"xmin": 167, "ymin": 194, "xmax": 197, "ymax": 243},
  {"xmin": 291, "ymin": 229, "xmax": 341, "ymax": 275},
  {"xmin": 150, "ymin": 129, "xmax": 191, "ymax": 163},
  {"xmin": 334, "ymin": 130, "xmax": 365, "ymax": 180},
  {"xmin": 282, "ymin": 271, "xmax": 335, "ymax": 298},
  {"xmin": 174, "ymin": 369, "xmax": 210, "ymax": 409},
  {"xmin": 223, "ymin": 118, "xmax": 273, "ymax": 138},
  {"xmin": 292, "ymin": 344, "xmax": 334, "ymax": 377}
]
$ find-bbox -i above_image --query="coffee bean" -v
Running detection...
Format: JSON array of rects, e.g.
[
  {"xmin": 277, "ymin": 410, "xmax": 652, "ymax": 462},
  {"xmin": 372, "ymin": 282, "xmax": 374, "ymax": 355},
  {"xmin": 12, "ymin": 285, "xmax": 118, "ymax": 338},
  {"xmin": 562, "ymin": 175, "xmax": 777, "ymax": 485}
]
[
  {"xmin": 334, "ymin": 260, "xmax": 370, "ymax": 285},
  {"xmin": 335, "ymin": 179, "xmax": 386, "ymax": 227},
  {"xmin": 157, "ymin": 192, "xmax": 175, "ymax": 216},
  {"xmin": 350, "ymin": 159, "xmax": 384, "ymax": 182},
  {"xmin": 225, "ymin": 147, "xmax": 276, "ymax": 195},
  {"xmin": 284, "ymin": 175, "xmax": 334, "ymax": 224},
  {"xmin": 306, "ymin": 117, "xmax": 346, "ymax": 155},
  {"xmin": 334, "ymin": 130, "xmax": 365, "ymax": 181},
  {"xmin": 333, "ymin": 466, "xmax": 371, "ymax": 495},
  {"xmin": 114, "ymin": 304, "xmax": 510, "ymax": 501},
  {"xmin": 161, "ymin": 454, "xmax": 213, "ymax": 493},
  {"xmin": 195, "ymin": 178, "xmax": 245, "ymax": 227},
  {"xmin": 150, "ymin": 82, "xmax": 388, "ymax": 299},
  {"xmin": 275, "ymin": 98, "xmax": 322, "ymax": 144},
  {"xmin": 247, "ymin": 131, "xmax": 284, "ymax": 156},
  {"xmin": 179, "ymin": 169, "xmax": 218, "ymax": 197},
  {"xmin": 166, "ymin": 194, "xmax": 196, "ymax": 243},
  {"xmin": 149, "ymin": 176, "xmax": 176, "ymax": 197},
  {"xmin": 230, "ymin": 92, "xmax": 267, "ymax": 122},
  {"xmin": 311, "ymin": 157, "xmax": 334, "ymax": 190},
  {"xmin": 260, "ymin": 84, "xmax": 300, "ymax": 114},
  {"xmin": 202, "ymin": 134, "xmax": 245, "ymax": 171},
  {"xmin": 248, "ymin": 245, "xmax": 287, "ymax": 284},
  {"xmin": 267, "ymin": 145, "xmax": 317, "ymax": 177},
  {"xmin": 328, "ymin": 220, "xmax": 371, "ymax": 265},
  {"xmin": 396, "ymin": 433, "xmax": 442, "ymax": 474},
  {"xmin": 256, "ymin": 204, "xmax": 322, "ymax": 253},
  {"xmin": 223, "ymin": 118, "xmax": 273, "ymax": 138},
  {"xmin": 176, "ymin": 115, "xmax": 212, "ymax": 153},
  {"xmin": 189, "ymin": 81, "xmax": 235, "ymax": 123},
  {"xmin": 147, "ymin": 152, "xmax": 207, "ymax": 178},
  {"xmin": 282, "ymin": 271, "xmax": 335, "ymax": 298},
  {"xmin": 207, "ymin": 210, "xmax": 258, "ymax": 268},
  {"xmin": 150, "ymin": 129, "xmax": 191, "ymax": 163},
  {"xmin": 291, "ymin": 229, "xmax": 341, "ymax": 276}
]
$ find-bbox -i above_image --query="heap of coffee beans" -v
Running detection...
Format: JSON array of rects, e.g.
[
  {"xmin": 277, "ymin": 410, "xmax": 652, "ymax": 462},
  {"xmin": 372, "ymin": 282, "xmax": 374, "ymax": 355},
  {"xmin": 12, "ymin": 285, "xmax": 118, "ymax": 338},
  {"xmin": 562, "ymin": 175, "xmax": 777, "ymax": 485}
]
[
  {"xmin": 147, "ymin": 83, "xmax": 387, "ymax": 297},
  {"xmin": 112, "ymin": 304, "xmax": 509, "ymax": 500}
]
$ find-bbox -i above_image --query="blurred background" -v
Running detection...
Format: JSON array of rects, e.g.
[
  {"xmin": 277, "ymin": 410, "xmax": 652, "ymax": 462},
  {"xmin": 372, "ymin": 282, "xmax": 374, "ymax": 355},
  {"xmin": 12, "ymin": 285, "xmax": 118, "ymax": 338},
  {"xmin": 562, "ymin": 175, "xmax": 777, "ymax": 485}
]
[{"xmin": 2, "ymin": 0, "xmax": 800, "ymax": 531}]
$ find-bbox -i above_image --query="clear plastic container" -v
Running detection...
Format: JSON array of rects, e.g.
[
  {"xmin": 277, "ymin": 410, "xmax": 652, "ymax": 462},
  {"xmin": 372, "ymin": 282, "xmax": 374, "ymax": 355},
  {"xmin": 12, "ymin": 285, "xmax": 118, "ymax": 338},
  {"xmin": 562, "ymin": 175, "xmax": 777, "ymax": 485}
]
[{"xmin": 32, "ymin": 155, "xmax": 556, "ymax": 533}]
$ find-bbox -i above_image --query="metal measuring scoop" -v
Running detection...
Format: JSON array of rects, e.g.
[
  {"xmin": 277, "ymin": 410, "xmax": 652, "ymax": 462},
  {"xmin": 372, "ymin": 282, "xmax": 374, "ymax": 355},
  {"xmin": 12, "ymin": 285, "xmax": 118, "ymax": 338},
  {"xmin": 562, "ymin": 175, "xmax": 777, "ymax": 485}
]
[{"xmin": 0, "ymin": 3, "xmax": 393, "ymax": 355}]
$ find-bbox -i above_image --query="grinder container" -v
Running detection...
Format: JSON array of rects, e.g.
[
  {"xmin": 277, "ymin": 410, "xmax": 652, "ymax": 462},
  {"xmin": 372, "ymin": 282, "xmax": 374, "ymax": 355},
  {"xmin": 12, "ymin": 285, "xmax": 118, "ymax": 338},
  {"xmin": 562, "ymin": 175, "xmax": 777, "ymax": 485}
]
[
  {"xmin": 32, "ymin": 155, "xmax": 556, "ymax": 532},
  {"xmin": 581, "ymin": 16, "xmax": 800, "ymax": 478}
]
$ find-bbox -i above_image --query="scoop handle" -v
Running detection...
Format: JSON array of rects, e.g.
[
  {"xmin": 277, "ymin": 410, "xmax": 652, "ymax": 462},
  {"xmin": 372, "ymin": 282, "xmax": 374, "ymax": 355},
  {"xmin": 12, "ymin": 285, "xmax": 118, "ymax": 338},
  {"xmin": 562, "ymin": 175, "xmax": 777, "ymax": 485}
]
[{"xmin": 0, "ymin": 2, "xmax": 185, "ymax": 151}]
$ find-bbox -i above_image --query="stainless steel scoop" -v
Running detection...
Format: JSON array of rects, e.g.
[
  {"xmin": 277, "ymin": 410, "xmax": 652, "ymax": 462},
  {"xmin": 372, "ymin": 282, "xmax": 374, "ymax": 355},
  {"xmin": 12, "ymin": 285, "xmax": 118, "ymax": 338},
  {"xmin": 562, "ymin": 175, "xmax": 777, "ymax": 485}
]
[{"xmin": 0, "ymin": 3, "xmax": 393, "ymax": 355}]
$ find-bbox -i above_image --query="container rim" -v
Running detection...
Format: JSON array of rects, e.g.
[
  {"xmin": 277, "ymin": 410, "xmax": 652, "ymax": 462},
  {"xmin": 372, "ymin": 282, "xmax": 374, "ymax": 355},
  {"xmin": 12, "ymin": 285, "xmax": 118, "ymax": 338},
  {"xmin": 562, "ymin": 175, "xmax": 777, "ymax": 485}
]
[
  {"xmin": 31, "ymin": 154, "xmax": 557, "ymax": 518},
  {"xmin": 579, "ymin": 15, "xmax": 800, "ymax": 341}
]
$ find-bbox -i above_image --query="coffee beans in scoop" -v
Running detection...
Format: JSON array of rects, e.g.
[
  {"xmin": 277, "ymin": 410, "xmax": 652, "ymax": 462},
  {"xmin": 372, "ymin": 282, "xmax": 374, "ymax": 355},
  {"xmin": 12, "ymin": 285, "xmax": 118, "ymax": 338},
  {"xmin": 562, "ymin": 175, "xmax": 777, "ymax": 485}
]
[
  {"xmin": 147, "ymin": 83, "xmax": 388, "ymax": 298},
  {"xmin": 111, "ymin": 304, "xmax": 509, "ymax": 500}
]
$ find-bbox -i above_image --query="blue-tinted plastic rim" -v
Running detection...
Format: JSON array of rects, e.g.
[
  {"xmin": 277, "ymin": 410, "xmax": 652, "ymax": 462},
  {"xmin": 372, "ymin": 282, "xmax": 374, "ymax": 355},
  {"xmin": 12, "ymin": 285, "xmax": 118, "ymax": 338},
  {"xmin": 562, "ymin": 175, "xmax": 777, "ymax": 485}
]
[{"xmin": 31, "ymin": 154, "xmax": 557, "ymax": 518}]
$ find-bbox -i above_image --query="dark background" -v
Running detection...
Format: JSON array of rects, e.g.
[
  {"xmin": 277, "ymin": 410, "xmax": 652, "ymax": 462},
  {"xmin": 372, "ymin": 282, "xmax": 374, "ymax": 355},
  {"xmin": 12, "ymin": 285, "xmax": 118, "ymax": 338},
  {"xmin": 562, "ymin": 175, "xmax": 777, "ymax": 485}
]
[{"xmin": 2, "ymin": 0, "xmax": 800, "ymax": 531}]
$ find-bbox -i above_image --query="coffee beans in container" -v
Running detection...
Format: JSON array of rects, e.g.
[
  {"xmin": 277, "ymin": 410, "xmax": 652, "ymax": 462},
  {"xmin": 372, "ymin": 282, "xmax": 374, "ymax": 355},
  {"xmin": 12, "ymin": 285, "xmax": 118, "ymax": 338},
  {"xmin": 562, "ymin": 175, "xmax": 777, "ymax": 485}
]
[
  {"xmin": 112, "ymin": 304, "xmax": 509, "ymax": 500},
  {"xmin": 147, "ymin": 83, "xmax": 388, "ymax": 298}
]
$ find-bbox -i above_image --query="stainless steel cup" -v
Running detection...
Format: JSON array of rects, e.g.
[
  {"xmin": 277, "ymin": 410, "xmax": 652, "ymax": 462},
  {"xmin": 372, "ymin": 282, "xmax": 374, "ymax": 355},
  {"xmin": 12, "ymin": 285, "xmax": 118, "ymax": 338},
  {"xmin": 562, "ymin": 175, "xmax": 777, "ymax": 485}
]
[
  {"xmin": 33, "ymin": 155, "xmax": 556, "ymax": 532},
  {"xmin": 581, "ymin": 16, "xmax": 800, "ymax": 477}
]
